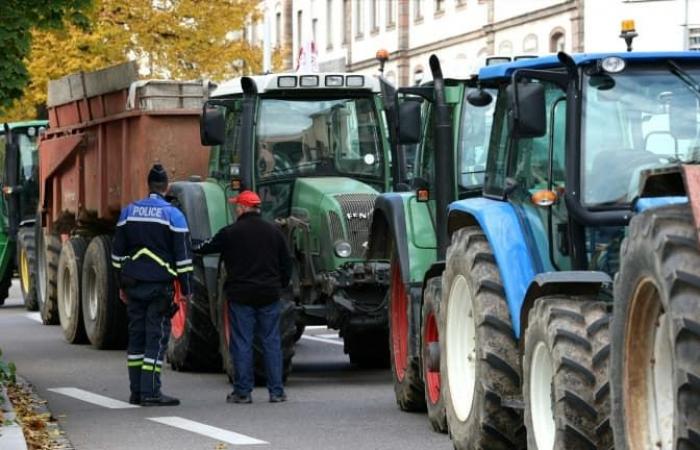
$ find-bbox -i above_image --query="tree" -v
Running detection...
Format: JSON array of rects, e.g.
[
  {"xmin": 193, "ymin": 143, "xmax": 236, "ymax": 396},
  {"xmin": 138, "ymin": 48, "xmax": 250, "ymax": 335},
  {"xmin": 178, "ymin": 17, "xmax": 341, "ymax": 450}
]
[
  {"xmin": 0, "ymin": 0, "xmax": 91, "ymax": 112},
  {"xmin": 2, "ymin": 0, "xmax": 282, "ymax": 121}
]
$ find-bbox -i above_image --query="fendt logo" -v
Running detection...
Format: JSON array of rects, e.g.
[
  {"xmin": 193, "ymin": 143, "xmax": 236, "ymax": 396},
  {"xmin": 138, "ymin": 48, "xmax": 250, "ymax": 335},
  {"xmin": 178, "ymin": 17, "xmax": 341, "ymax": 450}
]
[{"xmin": 346, "ymin": 212, "xmax": 370, "ymax": 220}]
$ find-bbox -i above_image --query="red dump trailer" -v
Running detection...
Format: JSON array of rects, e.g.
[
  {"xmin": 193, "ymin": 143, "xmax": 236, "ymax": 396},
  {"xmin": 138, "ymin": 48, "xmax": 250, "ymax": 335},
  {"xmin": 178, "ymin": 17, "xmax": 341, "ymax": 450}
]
[{"xmin": 35, "ymin": 62, "xmax": 210, "ymax": 349}]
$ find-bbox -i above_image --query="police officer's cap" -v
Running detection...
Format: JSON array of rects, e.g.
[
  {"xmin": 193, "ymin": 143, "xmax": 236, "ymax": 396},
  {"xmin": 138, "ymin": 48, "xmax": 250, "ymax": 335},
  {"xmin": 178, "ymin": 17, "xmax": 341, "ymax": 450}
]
[{"xmin": 148, "ymin": 164, "xmax": 168, "ymax": 184}]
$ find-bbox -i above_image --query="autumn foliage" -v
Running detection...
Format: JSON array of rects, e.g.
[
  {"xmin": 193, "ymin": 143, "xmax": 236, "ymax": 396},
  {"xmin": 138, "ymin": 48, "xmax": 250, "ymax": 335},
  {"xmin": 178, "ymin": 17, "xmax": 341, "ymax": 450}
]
[{"xmin": 1, "ymin": 0, "xmax": 285, "ymax": 121}]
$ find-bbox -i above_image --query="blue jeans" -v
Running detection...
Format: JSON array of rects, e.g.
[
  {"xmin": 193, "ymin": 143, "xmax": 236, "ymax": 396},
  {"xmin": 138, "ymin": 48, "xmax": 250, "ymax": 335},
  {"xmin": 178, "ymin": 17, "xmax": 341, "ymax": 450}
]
[{"xmin": 229, "ymin": 300, "xmax": 284, "ymax": 397}]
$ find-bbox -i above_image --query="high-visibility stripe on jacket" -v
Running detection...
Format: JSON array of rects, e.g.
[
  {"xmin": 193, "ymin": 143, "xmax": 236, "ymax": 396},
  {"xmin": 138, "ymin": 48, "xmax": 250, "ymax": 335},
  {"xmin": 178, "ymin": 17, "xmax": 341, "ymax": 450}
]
[{"xmin": 111, "ymin": 193, "xmax": 193, "ymax": 295}]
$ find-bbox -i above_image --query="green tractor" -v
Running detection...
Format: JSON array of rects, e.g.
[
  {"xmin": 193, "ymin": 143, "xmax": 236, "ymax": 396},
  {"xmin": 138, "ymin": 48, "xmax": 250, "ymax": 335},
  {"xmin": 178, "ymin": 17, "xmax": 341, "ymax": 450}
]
[
  {"xmin": 0, "ymin": 121, "xmax": 47, "ymax": 309},
  {"xmin": 167, "ymin": 73, "xmax": 397, "ymax": 377}
]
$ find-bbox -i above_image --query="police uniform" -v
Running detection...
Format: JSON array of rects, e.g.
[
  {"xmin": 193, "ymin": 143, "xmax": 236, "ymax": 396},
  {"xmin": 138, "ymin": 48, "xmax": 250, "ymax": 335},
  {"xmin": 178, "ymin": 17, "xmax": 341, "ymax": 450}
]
[{"xmin": 111, "ymin": 164, "xmax": 193, "ymax": 406}]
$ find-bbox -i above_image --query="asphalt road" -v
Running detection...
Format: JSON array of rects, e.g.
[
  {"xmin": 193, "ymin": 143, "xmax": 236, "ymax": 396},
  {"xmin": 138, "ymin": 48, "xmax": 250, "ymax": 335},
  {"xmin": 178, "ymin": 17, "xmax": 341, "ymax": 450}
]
[{"xmin": 0, "ymin": 281, "xmax": 451, "ymax": 450}]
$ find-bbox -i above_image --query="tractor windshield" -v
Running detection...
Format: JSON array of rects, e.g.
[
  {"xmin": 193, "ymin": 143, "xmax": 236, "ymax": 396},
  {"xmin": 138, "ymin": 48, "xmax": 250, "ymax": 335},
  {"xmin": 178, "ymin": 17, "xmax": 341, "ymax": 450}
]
[
  {"xmin": 458, "ymin": 88, "xmax": 497, "ymax": 190},
  {"xmin": 581, "ymin": 62, "xmax": 700, "ymax": 206},
  {"xmin": 254, "ymin": 97, "xmax": 384, "ymax": 181}
]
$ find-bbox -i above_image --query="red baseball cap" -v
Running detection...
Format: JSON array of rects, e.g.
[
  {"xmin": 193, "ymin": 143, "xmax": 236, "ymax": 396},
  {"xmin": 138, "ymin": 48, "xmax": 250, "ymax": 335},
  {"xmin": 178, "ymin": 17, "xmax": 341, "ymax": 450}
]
[{"xmin": 229, "ymin": 190, "xmax": 261, "ymax": 207}]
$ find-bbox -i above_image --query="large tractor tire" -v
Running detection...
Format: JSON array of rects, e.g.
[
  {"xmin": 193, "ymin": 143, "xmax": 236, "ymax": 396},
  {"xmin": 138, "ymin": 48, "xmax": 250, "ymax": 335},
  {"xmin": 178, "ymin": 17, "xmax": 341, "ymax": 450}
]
[
  {"xmin": 168, "ymin": 261, "xmax": 220, "ymax": 372},
  {"xmin": 344, "ymin": 327, "xmax": 390, "ymax": 369},
  {"xmin": 611, "ymin": 204, "xmax": 700, "ymax": 450},
  {"xmin": 389, "ymin": 257, "xmax": 425, "ymax": 412},
  {"xmin": 523, "ymin": 297, "xmax": 611, "ymax": 450},
  {"xmin": 421, "ymin": 277, "xmax": 447, "ymax": 433},
  {"xmin": 57, "ymin": 236, "xmax": 88, "ymax": 344},
  {"xmin": 81, "ymin": 236, "xmax": 127, "ymax": 349},
  {"xmin": 441, "ymin": 226, "xmax": 524, "ymax": 450},
  {"xmin": 18, "ymin": 227, "xmax": 38, "ymax": 310},
  {"xmin": 36, "ymin": 229, "xmax": 60, "ymax": 325}
]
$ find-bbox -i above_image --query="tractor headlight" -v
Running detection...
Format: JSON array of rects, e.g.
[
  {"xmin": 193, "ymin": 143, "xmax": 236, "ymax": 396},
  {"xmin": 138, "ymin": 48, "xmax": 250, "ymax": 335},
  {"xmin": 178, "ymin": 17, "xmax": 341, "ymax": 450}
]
[{"xmin": 334, "ymin": 241, "xmax": 352, "ymax": 258}]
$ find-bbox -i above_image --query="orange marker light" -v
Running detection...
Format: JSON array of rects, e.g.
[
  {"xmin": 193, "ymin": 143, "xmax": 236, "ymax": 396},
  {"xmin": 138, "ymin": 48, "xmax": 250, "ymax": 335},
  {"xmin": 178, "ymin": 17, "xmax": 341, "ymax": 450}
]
[
  {"xmin": 531, "ymin": 189, "xmax": 558, "ymax": 207},
  {"xmin": 231, "ymin": 179, "xmax": 241, "ymax": 190},
  {"xmin": 376, "ymin": 49, "xmax": 390, "ymax": 62},
  {"xmin": 621, "ymin": 20, "xmax": 636, "ymax": 33},
  {"xmin": 417, "ymin": 188, "xmax": 430, "ymax": 202}
]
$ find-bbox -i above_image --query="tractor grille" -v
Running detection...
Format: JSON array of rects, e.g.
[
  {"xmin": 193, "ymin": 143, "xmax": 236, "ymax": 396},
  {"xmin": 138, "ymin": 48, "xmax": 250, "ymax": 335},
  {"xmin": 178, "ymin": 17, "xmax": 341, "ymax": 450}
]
[
  {"xmin": 334, "ymin": 193, "xmax": 378, "ymax": 257},
  {"xmin": 327, "ymin": 211, "xmax": 344, "ymax": 247}
]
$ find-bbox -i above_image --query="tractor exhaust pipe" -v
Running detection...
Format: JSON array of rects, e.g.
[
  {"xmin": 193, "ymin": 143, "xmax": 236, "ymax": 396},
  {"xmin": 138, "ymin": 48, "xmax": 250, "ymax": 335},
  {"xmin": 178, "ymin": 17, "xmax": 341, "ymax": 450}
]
[{"xmin": 429, "ymin": 55, "xmax": 456, "ymax": 259}]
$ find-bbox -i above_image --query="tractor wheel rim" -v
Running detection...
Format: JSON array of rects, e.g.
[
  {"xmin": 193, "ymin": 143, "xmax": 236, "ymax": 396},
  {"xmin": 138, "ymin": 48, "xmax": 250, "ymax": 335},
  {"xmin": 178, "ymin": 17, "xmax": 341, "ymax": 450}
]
[
  {"xmin": 390, "ymin": 261, "xmax": 408, "ymax": 381},
  {"xmin": 530, "ymin": 341, "xmax": 556, "ymax": 450},
  {"xmin": 170, "ymin": 293, "xmax": 187, "ymax": 339},
  {"xmin": 87, "ymin": 266, "xmax": 99, "ymax": 321},
  {"xmin": 424, "ymin": 309, "xmax": 440, "ymax": 404},
  {"xmin": 20, "ymin": 248, "xmax": 30, "ymax": 294},
  {"xmin": 446, "ymin": 274, "xmax": 476, "ymax": 422},
  {"xmin": 625, "ymin": 278, "xmax": 673, "ymax": 450},
  {"xmin": 61, "ymin": 266, "xmax": 72, "ymax": 320}
]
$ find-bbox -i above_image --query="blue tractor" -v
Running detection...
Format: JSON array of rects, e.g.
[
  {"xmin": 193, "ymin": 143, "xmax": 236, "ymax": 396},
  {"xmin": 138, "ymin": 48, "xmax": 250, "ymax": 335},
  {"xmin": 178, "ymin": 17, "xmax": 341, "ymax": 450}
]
[{"xmin": 432, "ymin": 50, "xmax": 700, "ymax": 450}]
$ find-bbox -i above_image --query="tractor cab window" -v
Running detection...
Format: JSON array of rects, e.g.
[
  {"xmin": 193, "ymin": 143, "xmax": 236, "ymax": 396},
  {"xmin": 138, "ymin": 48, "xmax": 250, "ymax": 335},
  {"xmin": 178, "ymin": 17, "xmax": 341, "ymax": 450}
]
[
  {"xmin": 483, "ymin": 87, "xmax": 511, "ymax": 197},
  {"xmin": 209, "ymin": 100, "xmax": 243, "ymax": 180},
  {"xmin": 254, "ymin": 97, "xmax": 384, "ymax": 182},
  {"xmin": 582, "ymin": 62, "xmax": 700, "ymax": 206},
  {"xmin": 458, "ymin": 88, "xmax": 496, "ymax": 191}
]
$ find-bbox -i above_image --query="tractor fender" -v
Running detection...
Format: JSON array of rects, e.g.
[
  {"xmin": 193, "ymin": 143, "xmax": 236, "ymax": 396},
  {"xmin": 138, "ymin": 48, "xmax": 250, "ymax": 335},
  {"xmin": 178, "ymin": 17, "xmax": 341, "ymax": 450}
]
[
  {"xmin": 368, "ymin": 193, "xmax": 411, "ymax": 285},
  {"xmin": 519, "ymin": 271, "xmax": 612, "ymax": 342},
  {"xmin": 447, "ymin": 197, "xmax": 536, "ymax": 338}
]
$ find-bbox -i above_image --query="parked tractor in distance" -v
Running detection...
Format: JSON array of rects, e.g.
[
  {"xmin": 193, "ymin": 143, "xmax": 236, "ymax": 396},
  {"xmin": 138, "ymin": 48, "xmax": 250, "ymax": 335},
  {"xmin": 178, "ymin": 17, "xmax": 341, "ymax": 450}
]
[
  {"xmin": 431, "ymin": 50, "xmax": 700, "ymax": 450},
  {"xmin": 0, "ymin": 120, "xmax": 47, "ymax": 308},
  {"xmin": 167, "ymin": 73, "xmax": 395, "ymax": 380},
  {"xmin": 35, "ymin": 62, "xmax": 210, "ymax": 346}
]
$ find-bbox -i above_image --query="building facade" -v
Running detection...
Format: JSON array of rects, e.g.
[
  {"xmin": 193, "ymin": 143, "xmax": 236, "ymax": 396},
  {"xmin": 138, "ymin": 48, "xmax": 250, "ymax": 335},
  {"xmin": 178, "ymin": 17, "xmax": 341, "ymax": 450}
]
[{"xmin": 251, "ymin": 0, "xmax": 700, "ymax": 85}]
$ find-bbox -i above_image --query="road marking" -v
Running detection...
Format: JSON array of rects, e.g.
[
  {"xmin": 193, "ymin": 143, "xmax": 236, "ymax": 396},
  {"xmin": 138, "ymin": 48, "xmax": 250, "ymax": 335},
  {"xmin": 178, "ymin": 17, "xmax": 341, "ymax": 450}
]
[
  {"xmin": 300, "ymin": 335, "xmax": 344, "ymax": 346},
  {"xmin": 305, "ymin": 325, "xmax": 327, "ymax": 330},
  {"xmin": 317, "ymin": 333, "xmax": 340, "ymax": 339},
  {"xmin": 148, "ymin": 416, "xmax": 268, "ymax": 445},
  {"xmin": 25, "ymin": 312, "xmax": 42, "ymax": 323},
  {"xmin": 48, "ymin": 388, "xmax": 139, "ymax": 409}
]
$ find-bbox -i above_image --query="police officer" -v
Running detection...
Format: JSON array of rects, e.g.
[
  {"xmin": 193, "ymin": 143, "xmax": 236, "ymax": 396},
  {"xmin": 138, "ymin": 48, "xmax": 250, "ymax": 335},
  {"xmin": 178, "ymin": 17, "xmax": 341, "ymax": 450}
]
[
  {"xmin": 195, "ymin": 190, "xmax": 291, "ymax": 404},
  {"xmin": 112, "ymin": 164, "xmax": 193, "ymax": 406}
]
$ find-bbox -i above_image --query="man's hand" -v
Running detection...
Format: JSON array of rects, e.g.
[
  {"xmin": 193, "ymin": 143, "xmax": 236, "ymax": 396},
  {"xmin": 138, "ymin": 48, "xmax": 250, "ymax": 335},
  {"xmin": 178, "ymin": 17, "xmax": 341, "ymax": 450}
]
[{"xmin": 119, "ymin": 289, "xmax": 128, "ymax": 304}]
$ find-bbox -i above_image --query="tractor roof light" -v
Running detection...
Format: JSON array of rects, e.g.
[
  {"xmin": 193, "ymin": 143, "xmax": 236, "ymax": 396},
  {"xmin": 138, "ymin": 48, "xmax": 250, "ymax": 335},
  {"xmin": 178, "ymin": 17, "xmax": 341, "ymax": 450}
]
[
  {"xmin": 277, "ymin": 76, "xmax": 297, "ymax": 88},
  {"xmin": 600, "ymin": 56, "xmax": 626, "ymax": 73},
  {"xmin": 325, "ymin": 75, "xmax": 344, "ymax": 87},
  {"xmin": 620, "ymin": 19, "xmax": 638, "ymax": 52},
  {"xmin": 300, "ymin": 75, "xmax": 320, "ymax": 87},
  {"xmin": 346, "ymin": 75, "xmax": 365, "ymax": 87},
  {"xmin": 621, "ymin": 19, "xmax": 636, "ymax": 33}
]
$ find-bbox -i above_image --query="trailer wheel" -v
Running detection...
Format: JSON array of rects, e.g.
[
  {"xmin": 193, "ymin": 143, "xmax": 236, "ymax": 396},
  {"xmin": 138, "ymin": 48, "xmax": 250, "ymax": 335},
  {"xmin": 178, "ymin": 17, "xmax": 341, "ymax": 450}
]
[
  {"xmin": 36, "ymin": 229, "xmax": 60, "ymax": 324},
  {"xmin": 344, "ymin": 328, "xmax": 390, "ymax": 369},
  {"xmin": 18, "ymin": 227, "xmax": 38, "ymax": 310},
  {"xmin": 57, "ymin": 236, "xmax": 88, "ymax": 344},
  {"xmin": 611, "ymin": 204, "xmax": 700, "ymax": 450},
  {"xmin": 523, "ymin": 297, "xmax": 611, "ymax": 450},
  {"xmin": 168, "ymin": 261, "xmax": 220, "ymax": 372},
  {"xmin": 441, "ymin": 226, "xmax": 524, "ymax": 450},
  {"xmin": 389, "ymin": 257, "xmax": 426, "ymax": 411},
  {"xmin": 81, "ymin": 236, "xmax": 127, "ymax": 349},
  {"xmin": 422, "ymin": 277, "xmax": 447, "ymax": 433}
]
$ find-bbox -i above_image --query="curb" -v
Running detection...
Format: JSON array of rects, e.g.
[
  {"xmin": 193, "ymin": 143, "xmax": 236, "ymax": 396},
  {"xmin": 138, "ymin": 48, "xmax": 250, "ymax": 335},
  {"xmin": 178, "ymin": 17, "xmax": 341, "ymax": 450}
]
[{"xmin": 0, "ymin": 384, "xmax": 27, "ymax": 450}]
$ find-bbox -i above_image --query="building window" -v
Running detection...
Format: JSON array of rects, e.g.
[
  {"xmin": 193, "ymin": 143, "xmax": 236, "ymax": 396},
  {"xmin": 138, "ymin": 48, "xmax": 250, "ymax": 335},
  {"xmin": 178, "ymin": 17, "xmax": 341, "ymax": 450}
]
[
  {"xmin": 342, "ymin": 0, "xmax": 349, "ymax": 44},
  {"xmin": 312, "ymin": 18, "xmax": 318, "ymax": 44},
  {"xmin": 371, "ymin": 0, "xmax": 379, "ymax": 32},
  {"xmin": 435, "ymin": 0, "xmax": 445, "ymax": 14},
  {"xmin": 456, "ymin": 0, "xmax": 467, "ymax": 7},
  {"xmin": 523, "ymin": 34, "xmax": 538, "ymax": 53},
  {"xmin": 326, "ymin": 0, "xmax": 333, "ymax": 49},
  {"xmin": 498, "ymin": 40, "xmax": 513, "ymax": 55},
  {"xmin": 414, "ymin": 0, "xmax": 422, "ymax": 21},
  {"xmin": 276, "ymin": 12, "xmax": 282, "ymax": 47},
  {"xmin": 386, "ymin": 0, "xmax": 395, "ymax": 28},
  {"xmin": 550, "ymin": 30, "xmax": 565, "ymax": 52},
  {"xmin": 297, "ymin": 10, "xmax": 303, "ymax": 49},
  {"xmin": 690, "ymin": 28, "xmax": 700, "ymax": 50},
  {"xmin": 355, "ymin": 0, "xmax": 364, "ymax": 37}
]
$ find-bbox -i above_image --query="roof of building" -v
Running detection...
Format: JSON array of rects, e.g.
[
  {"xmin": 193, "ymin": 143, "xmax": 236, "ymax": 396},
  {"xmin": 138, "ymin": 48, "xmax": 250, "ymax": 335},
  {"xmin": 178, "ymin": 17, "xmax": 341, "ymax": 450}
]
[
  {"xmin": 478, "ymin": 51, "xmax": 700, "ymax": 80},
  {"xmin": 211, "ymin": 73, "xmax": 381, "ymax": 97}
]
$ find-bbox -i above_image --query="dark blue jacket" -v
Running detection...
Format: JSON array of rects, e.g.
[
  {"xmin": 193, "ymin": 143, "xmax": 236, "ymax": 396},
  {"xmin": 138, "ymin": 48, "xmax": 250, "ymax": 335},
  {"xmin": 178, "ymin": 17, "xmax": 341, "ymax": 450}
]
[{"xmin": 111, "ymin": 193, "xmax": 193, "ymax": 295}]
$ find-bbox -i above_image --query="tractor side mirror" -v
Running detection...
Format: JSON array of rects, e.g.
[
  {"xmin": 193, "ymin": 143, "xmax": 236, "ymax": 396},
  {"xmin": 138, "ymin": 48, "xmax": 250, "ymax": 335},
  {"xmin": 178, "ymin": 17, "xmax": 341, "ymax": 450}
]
[
  {"xmin": 669, "ymin": 92, "xmax": 699, "ymax": 140},
  {"xmin": 467, "ymin": 89, "xmax": 493, "ymax": 107},
  {"xmin": 397, "ymin": 100, "xmax": 422, "ymax": 145},
  {"xmin": 200, "ymin": 105, "xmax": 225, "ymax": 146},
  {"xmin": 508, "ymin": 81, "xmax": 546, "ymax": 138}
]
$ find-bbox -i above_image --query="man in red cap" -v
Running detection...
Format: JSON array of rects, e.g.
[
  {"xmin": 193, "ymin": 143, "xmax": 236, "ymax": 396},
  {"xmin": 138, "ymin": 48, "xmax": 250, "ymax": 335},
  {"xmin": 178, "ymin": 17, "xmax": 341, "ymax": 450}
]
[{"xmin": 194, "ymin": 190, "xmax": 291, "ymax": 403}]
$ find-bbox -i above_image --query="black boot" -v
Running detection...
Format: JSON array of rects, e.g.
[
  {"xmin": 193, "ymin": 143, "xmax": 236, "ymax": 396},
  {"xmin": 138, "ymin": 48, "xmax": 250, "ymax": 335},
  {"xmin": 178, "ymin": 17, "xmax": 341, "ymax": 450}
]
[
  {"xmin": 129, "ymin": 393, "xmax": 140, "ymax": 405},
  {"xmin": 141, "ymin": 393, "xmax": 180, "ymax": 406}
]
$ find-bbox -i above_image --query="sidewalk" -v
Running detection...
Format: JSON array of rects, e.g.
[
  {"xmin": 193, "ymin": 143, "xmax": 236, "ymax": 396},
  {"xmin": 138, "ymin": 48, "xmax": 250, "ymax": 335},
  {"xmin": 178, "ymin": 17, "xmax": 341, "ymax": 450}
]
[{"xmin": 0, "ymin": 383, "xmax": 27, "ymax": 450}]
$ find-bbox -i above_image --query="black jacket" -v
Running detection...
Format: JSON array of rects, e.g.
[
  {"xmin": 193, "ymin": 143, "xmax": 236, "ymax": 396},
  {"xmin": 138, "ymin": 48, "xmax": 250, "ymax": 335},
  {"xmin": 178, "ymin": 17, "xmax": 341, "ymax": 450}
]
[
  {"xmin": 112, "ymin": 193, "xmax": 193, "ymax": 295},
  {"xmin": 194, "ymin": 212, "xmax": 292, "ymax": 306}
]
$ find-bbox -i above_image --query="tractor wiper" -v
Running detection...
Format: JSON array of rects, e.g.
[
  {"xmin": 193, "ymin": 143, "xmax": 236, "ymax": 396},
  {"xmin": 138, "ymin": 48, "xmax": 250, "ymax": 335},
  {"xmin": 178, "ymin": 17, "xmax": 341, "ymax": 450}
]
[{"xmin": 668, "ymin": 59, "xmax": 700, "ymax": 99}]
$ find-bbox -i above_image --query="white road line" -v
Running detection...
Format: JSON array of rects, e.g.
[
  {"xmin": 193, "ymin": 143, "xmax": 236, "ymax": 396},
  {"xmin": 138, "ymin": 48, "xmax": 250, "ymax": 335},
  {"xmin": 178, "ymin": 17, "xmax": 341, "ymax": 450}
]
[
  {"xmin": 317, "ymin": 333, "xmax": 340, "ymax": 339},
  {"xmin": 148, "ymin": 416, "xmax": 267, "ymax": 445},
  {"xmin": 300, "ymin": 335, "xmax": 344, "ymax": 346},
  {"xmin": 304, "ymin": 325, "xmax": 328, "ymax": 330},
  {"xmin": 25, "ymin": 312, "xmax": 42, "ymax": 323},
  {"xmin": 48, "ymin": 388, "xmax": 139, "ymax": 409}
]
